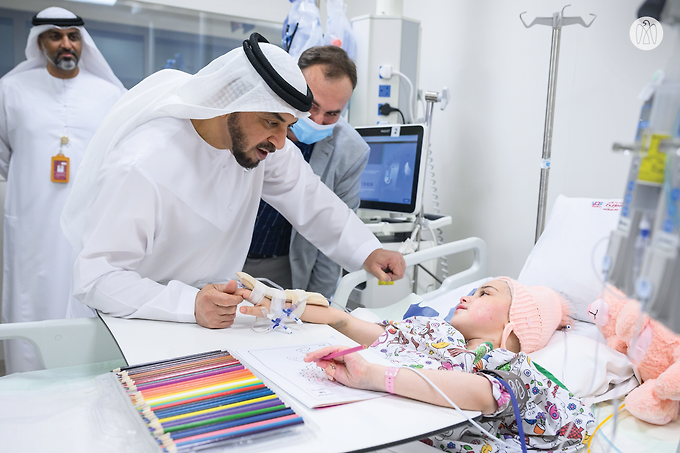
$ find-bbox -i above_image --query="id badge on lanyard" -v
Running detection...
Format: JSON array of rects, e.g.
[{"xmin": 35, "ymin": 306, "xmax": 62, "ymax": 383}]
[{"xmin": 51, "ymin": 136, "xmax": 70, "ymax": 183}]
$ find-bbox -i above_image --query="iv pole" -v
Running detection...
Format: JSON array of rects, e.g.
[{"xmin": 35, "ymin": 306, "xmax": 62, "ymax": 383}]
[{"xmin": 520, "ymin": 5, "xmax": 596, "ymax": 243}]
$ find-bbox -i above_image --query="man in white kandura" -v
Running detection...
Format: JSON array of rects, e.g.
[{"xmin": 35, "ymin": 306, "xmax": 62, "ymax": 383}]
[
  {"xmin": 60, "ymin": 33, "xmax": 405, "ymax": 329},
  {"xmin": 0, "ymin": 7, "xmax": 125, "ymax": 373}
]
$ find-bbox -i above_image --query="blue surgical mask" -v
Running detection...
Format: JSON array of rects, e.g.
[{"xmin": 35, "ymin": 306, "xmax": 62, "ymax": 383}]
[{"xmin": 290, "ymin": 117, "xmax": 336, "ymax": 144}]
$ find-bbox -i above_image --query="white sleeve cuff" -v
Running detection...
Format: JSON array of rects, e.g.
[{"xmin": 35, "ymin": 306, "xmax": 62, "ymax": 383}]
[{"xmin": 177, "ymin": 282, "xmax": 200, "ymax": 323}]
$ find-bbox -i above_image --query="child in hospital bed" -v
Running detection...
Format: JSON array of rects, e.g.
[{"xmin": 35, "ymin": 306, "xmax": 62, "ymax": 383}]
[{"xmin": 240, "ymin": 277, "xmax": 595, "ymax": 453}]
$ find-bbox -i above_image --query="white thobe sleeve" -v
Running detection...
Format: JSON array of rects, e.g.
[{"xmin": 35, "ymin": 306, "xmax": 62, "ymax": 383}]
[
  {"xmin": 74, "ymin": 166, "xmax": 199, "ymax": 322},
  {"xmin": 0, "ymin": 82, "xmax": 11, "ymax": 179},
  {"xmin": 262, "ymin": 141, "xmax": 381, "ymax": 271}
]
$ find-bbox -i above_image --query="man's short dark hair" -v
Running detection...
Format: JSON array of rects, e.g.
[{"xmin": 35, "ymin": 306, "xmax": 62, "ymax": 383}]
[{"xmin": 297, "ymin": 46, "xmax": 357, "ymax": 90}]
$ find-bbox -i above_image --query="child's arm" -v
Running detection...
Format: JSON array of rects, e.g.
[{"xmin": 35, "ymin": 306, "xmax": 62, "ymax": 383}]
[
  {"xmin": 386, "ymin": 366, "xmax": 498, "ymax": 414},
  {"xmin": 302, "ymin": 305, "xmax": 384, "ymax": 346},
  {"xmin": 305, "ymin": 346, "xmax": 499, "ymax": 415},
  {"xmin": 238, "ymin": 298, "xmax": 385, "ymax": 347}
]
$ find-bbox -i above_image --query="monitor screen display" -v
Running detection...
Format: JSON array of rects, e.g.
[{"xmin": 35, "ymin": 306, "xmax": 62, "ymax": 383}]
[{"xmin": 356, "ymin": 125, "xmax": 425, "ymax": 214}]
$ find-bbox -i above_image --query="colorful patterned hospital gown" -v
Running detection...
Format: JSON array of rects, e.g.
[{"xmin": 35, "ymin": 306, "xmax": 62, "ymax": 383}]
[{"xmin": 370, "ymin": 317, "xmax": 595, "ymax": 453}]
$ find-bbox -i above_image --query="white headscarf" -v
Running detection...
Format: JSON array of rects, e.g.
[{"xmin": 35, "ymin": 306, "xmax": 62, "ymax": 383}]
[
  {"xmin": 61, "ymin": 39, "xmax": 311, "ymax": 250},
  {"xmin": 2, "ymin": 6, "xmax": 124, "ymax": 90}
]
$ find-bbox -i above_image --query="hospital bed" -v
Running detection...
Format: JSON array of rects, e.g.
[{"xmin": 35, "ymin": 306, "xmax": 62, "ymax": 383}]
[
  {"xmin": 333, "ymin": 195, "xmax": 680, "ymax": 453},
  {"xmin": 0, "ymin": 196, "xmax": 678, "ymax": 452}
]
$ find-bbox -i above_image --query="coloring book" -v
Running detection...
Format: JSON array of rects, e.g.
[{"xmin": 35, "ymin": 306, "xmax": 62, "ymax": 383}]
[{"xmin": 236, "ymin": 340, "xmax": 387, "ymax": 409}]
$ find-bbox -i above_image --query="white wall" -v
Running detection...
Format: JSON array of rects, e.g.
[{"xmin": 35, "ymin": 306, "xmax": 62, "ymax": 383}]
[
  {"xmin": 0, "ymin": 0, "xmax": 676, "ymax": 309},
  {"xmin": 392, "ymin": 0, "xmax": 678, "ymax": 278}
]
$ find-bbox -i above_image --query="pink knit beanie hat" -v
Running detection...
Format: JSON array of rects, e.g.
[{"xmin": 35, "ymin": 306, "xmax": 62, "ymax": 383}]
[{"xmin": 497, "ymin": 277, "xmax": 572, "ymax": 354}]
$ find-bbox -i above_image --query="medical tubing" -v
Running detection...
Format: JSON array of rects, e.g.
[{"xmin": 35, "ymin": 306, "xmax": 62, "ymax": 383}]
[
  {"xmin": 496, "ymin": 378, "xmax": 529, "ymax": 453},
  {"xmin": 392, "ymin": 70, "xmax": 415, "ymax": 124},
  {"xmin": 632, "ymin": 216, "xmax": 651, "ymax": 282},
  {"xmin": 584, "ymin": 326, "xmax": 601, "ymax": 398},
  {"xmin": 406, "ymin": 368, "xmax": 524, "ymax": 453},
  {"xmin": 607, "ymin": 398, "xmax": 620, "ymax": 453},
  {"xmin": 598, "ymin": 427, "xmax": 625, "ymax": 453},
  {"xmin": 586, "ymin": 403, "xmax": 625, "ymax": 453},
  {"xmin": 664, "ymin": 153, "xmax": 680, "ymax": 229},
  {"xmin": 590, "ymin": 236, "xmax": 611, "ymax": 288},
  {"xmin": 561, "ymin": 329, "xmax": 568, "ymax": 385},
  {"xmin": 548, "ymin": 341, "xmax": 578, "ymax": 453},
  {"xmin": 627, "ymin": 295, "xmax": 649, "ymax": 362}
]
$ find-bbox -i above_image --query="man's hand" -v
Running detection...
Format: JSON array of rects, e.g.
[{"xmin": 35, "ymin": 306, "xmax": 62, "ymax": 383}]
[
  {"xmin": 195, "ymin": 280, "xmax": 249, "ymax": 329},
  {"xmin": 364, "ymin": 248, "xmax": 406, "ymax": 282}
]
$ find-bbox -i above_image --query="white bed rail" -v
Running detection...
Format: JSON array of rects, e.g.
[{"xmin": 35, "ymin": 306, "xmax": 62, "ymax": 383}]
[{"xmin": 333, "ymin": 237, "xmax": 487, "ymax": 310}]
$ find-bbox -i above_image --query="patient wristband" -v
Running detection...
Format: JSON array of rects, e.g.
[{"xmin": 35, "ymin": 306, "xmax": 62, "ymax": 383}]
[{"xmin": 385, "ymin": 367, "xmax": 399, "ymax": 394}]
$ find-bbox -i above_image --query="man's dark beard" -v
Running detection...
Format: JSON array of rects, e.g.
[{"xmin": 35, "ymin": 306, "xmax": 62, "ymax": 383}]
[{"xmin": 227, "ymin": 113, "xmax": 275, "ymax": 170}]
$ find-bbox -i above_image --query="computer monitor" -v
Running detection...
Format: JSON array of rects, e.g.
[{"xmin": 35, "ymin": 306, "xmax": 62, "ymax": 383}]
[{"xmin": 356, "ymin": 124, "xmax": 428, "ymax": 216}]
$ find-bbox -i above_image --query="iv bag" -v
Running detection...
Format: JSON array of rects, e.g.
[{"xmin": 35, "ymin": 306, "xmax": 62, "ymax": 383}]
[
  {"xmin": 282, "ymin": 0, "xmax": 324, "ymax": 61},
  {"xmin": 323, "ymin": 0, "xmax": 357, "ymax": 61}
]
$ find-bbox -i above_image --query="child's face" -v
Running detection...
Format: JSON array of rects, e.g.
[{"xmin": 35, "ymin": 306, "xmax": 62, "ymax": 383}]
[{"xmin": 448, "ymin": 279, "xmax": 512, "ymax": 343}]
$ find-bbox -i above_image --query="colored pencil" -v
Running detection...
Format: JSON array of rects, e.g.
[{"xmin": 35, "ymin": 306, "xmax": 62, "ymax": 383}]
[
  {"xmin": 151, "ymin": 388, "xmax": 274, "ymax": 418},
  {"xmin": 128, "ymin": 358, "xmax": 242, "ymax": 384},
  {"xmin": 169, "ymin": 407, "xmax": 295, "ymax": 440},
  {"xmin": 157, "ymin": 395, "xmax": 280, "ymax": 424},
  {"xmin": 148, "ymin": 382, "xmax": 267, "ymax": 411},
  {"xmin": 117, "ymin": 350, "xmax": 227, "ymax": 373},
  {"xmin": 172, "ymin": 413, "xmax": 304, "ymax": 448},
  {"xmin": 132, "ymin": 364, "xmax": 245, "ymax": 390},
  {"xmin": 158, "ymin": 402, "xmax": 288, "ymax": 433},
  {"xmin": 320, "ymin": 344, "xmax": 367, "ymax": 360},
  {"xmin": 134, "ymin": 368, "xmax": 252, "ymax": 397},
  {"xmin": 159, "ymin": 399, "xmax": 284, "ymax": 429},
  {"xmin": 112, "ymin": 349, "xmax": 304, "ymax": 452}
]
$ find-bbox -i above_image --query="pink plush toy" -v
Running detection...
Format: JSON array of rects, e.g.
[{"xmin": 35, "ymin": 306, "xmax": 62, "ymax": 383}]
[{"xmin": 588, "ymin": 284, "xmax": 680, "ymax": 425}]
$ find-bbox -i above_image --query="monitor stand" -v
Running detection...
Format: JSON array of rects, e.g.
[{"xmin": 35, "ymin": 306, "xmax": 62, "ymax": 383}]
[{"xmin": 358, "ymin": 209, "xmax": 452, "ymax": 240}]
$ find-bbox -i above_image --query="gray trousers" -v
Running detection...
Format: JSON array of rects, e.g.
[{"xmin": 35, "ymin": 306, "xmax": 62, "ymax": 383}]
[{"xmin": 242, "ymin": 256, "xmax": 293, "ymax": 290}]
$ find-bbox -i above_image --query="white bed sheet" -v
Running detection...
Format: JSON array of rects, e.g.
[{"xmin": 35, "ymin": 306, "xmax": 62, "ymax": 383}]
[{"xmin": 589, "ymin": 401, "xmax": 680, "ymax": 453}]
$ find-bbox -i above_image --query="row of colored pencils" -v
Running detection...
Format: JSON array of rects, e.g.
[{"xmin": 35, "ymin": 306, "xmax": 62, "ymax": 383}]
[{"xmin": 113, "ymin": 350, "xmax": 304, "ymax": 452}]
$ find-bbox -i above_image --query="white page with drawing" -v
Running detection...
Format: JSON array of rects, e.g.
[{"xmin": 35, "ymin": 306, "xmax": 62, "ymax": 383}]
[{"xmin": 236, "ymin": 339, "xmax": 387, "ymax": 409}]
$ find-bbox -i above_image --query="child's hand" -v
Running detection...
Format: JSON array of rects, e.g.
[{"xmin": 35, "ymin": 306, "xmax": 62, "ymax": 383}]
[
  {"xmin": 239, "ymin": 297, "xmax": 271, "ymax": 318},
  {"xmin": 304, "ymin": 346, "xmax": 381, "ymax": 391}
]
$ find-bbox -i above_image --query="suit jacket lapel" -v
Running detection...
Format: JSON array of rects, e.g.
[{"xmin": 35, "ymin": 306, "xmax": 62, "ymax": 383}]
[{"xmin": 309, "ymin": 136, "xmax": 334, "ymax": 178}]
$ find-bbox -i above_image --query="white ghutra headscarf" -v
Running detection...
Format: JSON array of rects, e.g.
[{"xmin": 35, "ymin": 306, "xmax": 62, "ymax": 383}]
[
  {"xmin": 2, "ymin": 6, "xmax": 124, "ymax": 90},
  {"xmin": 60, "ymin": 34, "xmax": 312, "ymax": 253}
]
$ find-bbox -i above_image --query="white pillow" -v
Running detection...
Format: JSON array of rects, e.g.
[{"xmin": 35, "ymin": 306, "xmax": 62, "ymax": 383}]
[
  {"xmin": 351, "ymin": 278, "xmax": 491, "ymax": 323},
  {"xmin": 529, "ymin": 331, "xmax": 639, "ymax": 404},
  {"xmin": 409, "ymin": 277, "xmax": 492, "ymax": 320},
  {"xmin": 518, "ymin": 195, "xmax": 622, "ymax": 323}
]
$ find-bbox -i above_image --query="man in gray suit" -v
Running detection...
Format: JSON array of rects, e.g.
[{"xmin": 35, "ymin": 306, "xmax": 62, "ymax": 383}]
[{"xmin": 244, "ymin": 46, "xmax": 369, "ymax": 298}]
